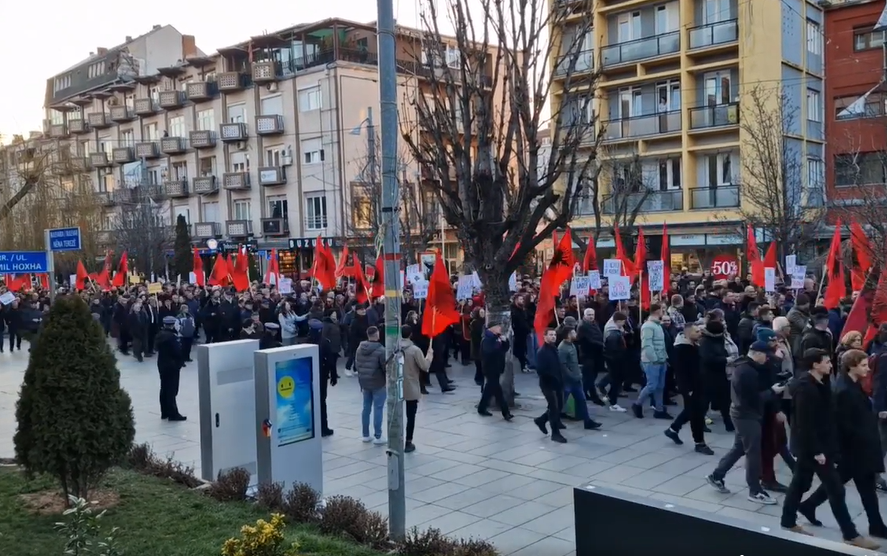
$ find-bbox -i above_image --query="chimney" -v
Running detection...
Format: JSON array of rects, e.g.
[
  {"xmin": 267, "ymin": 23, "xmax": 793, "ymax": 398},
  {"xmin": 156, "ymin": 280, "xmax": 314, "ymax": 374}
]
[
  {"xmin": 182, "ymin": 35, "xmax": 197, "ymax": 59},
  {"xmin": 125, "ymin": 35, "xmax": 133, "ymax": 42},
  {"xmin": 153, "ymin": 24, "xmax": 161, "ymax": 30},
  {"xmin": 97, "ymin": 47, "xmax": 108, "ymax": 56}
]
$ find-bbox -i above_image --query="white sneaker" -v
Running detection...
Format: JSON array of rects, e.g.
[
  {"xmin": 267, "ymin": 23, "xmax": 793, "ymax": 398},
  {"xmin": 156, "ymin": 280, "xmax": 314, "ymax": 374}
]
[
  {"xmin": 748, "ymin": 491, "xmax": 778, "ymax": 505},
  {"xmin": 361, "ymin": 436, "xmax": 372, "ymax": 443},
  {"xmin": 609, "ymin": 404, "xmax": 627, "ymax": 413},
  {"xmin": 344, "ymin": 370, "xmax": 354, "ymax": 377},
  {"xmin": 373, "ymin": 437, "xmax": 387, "ymax": 445}
]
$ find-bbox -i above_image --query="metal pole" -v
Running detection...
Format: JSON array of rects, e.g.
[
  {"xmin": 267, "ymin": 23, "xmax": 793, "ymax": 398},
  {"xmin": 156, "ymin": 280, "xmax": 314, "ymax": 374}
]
[
  {"xmin": 45, "ymin": 229, "xmax": 55, "ymax": 303},
  {"xmin": 367, "ymin": 107, "xmax": 376, "ymax": 183},
  {"xmin": 377, "ymin": 0, "xmax": 405, "ymax": 541}
]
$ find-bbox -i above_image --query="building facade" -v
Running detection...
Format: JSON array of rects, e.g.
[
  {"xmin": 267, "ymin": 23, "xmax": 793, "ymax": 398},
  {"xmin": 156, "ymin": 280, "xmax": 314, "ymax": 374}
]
[{"xmin": 551, "ymin": 0, "xmax": 827, "ymax": 271}]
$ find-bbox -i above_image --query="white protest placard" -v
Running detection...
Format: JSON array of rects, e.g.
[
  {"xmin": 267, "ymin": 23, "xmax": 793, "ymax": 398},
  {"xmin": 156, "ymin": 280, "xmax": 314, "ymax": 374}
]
[
  {"xmin": 69, "ymin": 274, "xmax": 77, "ymax": 288},
  {"xmin": 587, "ymin": 270, "xmax": 601, "ymax": 290},
  {"xmin": 399, "ymin": 270, "xmax": 405, "ymax": 290},
  {"xmin": 571, "ymin": 276, "xmax": 591, "ymax": 298},
  {"xmin": 646, "ymin": 260, "xmax": 664, "ymax": 292},
  {"xmin": 406, "ymin": 264, "xmax": 423, "ymax": 285},
  {"xmin": 456, "ymin": 275, "xmax": 473, "ymax": 300},
  {"xmin": 278, "ymin": 278, "xmax": 293, "ymax": 294},
  {"xmin": 764, "ymin": 267, "xmax": 776, "ymax": 293},
  {"xmin": 0, "ymin": 291, "xmax": 15, "ymax": 305},
  {"xmin": 792, "ymin": 265, "xmax": 806, "ymax": 278},
  {"xmin": 471, "ymin": 271, "xmax": 482, "ymax": 288},
  {"xmin": 785, "ymin": 255, "xmax": 797, "ymax": 276},
  {"xmin": 610, "ymin": 276, "xmax": 631, "ymax": 300},
  {"xmin": 413, "ymin": 280, "xmax": 429, "ymax": 299},
  {"xmin": 509, "ymin": 272, "xmax": 518, "ymax": 292},
  {"xmin": 603, "ymin": 259, "xmax": 622, "ymax": 278},
  {"xmin": 791, "ymin": 276, "xmax": 804, "ymax": 290},
  {"xmin": 188, "ymin": 272, "xmax": 197, "ymax": 284}
]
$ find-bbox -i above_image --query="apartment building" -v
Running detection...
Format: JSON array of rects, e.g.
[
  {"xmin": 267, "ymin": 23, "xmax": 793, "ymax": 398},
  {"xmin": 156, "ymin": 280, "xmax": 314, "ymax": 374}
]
[
  {"xmin": 552, "ymin": 0, "xmax": 826, "ymax": 270},
  {"xmin": 35, "ymin": 18, "xmax": 494, "ymax": 274}
]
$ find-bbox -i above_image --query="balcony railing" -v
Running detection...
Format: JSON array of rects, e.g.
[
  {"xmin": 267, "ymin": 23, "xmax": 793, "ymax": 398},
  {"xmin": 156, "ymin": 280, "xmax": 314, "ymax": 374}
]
[
  {"xmin": 690, "ymin": 185, "xmax": 740, "ymax": 209},
  {"xmin": 192, "ymin": 176, "xmax": 218, "ymax": 194},
  {"xmin": 193, "ymin": 222, "xmax": 221, "ymax": 238},
  {"xmin": 88, "ymin": 112, "xmax": 110, "ymax": 129},
  {"xmin": 189, "ymin": 130, "xmax": 216, "ymax": 149},
  {"xmin": 68, "ymin": 119, "xmax": 89, "ymax": 134},
  {"xmin": 95, "ymin": 192, "xmax": 115, "ymax": 206},
  {"xmin": 604, "ymin": 110, "xmax": 681, "ymax": 140},
  {"xmin": 554, "ymin": 49, "xmax": 594, "ymax": 77},
  {"xmin": 90, "ymin": 152, "xmax": 111, "ymax": 168},
  {"xmin": 112, "ymin": 147, "xmax": 134, "ymax": 164},
  {"xmin": 601, "ymin": 31, "xmax": 680, "ymax": 67},
  {"xmin": 135, "ymin": 141, "xmax": 160, "ymax": 159},
  {"xmin": 226, "ymin": 220, "xmax": 253, "ymax": 237},
  {"xmin": 158, "ymin": 90, "xmax": 184, "ymax": 110},
  {"xmin": 602, "ymin": 190, "xmax": 683, "ymax": 214},
  {"xmin": 134, "ymin": 98, "xmax": 156, "ymax": 116},
  {"xmin": 186, "ymin": 81, "xmax": 217, "ymax": 102},
  {"xmin": 688, "ymin": 19, "xmax": 738, "ymax": 50},
  {"xmin": 217, "ymin": 72, "xmax": 249, "ymax": 92},
  {"xmin": 252, "ymin": 61, "xmax": 278, "ymax": 83},
  {"xmin": 255, "ymin": 115, "xmax": 284, "ymax": 135},
  {"xmin": 110, "ymin": 106, "xmax": 135, "ymax": 122},
  {"xmin": 258, "ymin": 166, "xmax": 286, "ymax": 186},
  {"xmin": 261, "ymin": 217, "xmax": 289, "ymax": 236},
  {"xmin": 164, "ymin": 179, "xmax": 189, "ymax": 198},
  {"xmin": 306, "ymin": 216, "xmax": 329, "ymax": 231},
  {"xmin": 223, "ymin": 172, "xmax": 250, "ymax": 190},
  {"xmin": 689, "ymin": 103, "xmax": 739, "ymax": 130},
  {"xmin": 49, "ymin": 124, "xmax": 68, "ymax": 138},
  {"xmin": 161, "ymin": 137, "xmax": 187, "ymax": 154},
  {"xmin": 220, "ymin": 123, "xmax": 248, "ymax": 142}
]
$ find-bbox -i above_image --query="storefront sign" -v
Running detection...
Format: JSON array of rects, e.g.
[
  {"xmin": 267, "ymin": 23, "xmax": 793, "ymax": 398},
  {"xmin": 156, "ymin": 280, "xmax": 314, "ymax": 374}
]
[
  {"xmin": 706, "ymin": 234, "xmax": 742, "ymax": 246},
  {"xmin": 289, "ymin": 237, "xmax": 343, "ymax": 250},
  {"xmin": 670, "ymin": 234, "xmax": 706, "ymax": 247}
]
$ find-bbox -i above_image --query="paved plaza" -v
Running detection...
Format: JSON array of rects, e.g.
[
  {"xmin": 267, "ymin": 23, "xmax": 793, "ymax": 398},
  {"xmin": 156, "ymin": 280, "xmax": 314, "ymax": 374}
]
[{"xmin": 3, "ymin": 342, "xmax": 887, "ymax": 554}]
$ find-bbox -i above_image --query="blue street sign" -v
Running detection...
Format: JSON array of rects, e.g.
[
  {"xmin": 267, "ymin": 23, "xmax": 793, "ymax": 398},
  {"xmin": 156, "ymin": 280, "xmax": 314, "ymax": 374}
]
[
  {"xmin": 48, "ymin": 227, "xmax": 82, "ymax": 251},
  {"xmin": 0, "ymin": 252, "xmax": 49, "ymax": 273}
]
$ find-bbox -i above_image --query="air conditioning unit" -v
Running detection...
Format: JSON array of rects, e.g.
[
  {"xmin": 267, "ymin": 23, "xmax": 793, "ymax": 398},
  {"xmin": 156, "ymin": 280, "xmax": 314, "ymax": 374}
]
[
  {"xmin": 267, "ymin": 82, "xmax": 278, "ymax": 92},
  {"xmin": 281, "ymin": 145, "xmax": 293, "ymax": 166},
  {"xmin": 235, "ymin": 141, "xmax": 246, "ymax": 150}
]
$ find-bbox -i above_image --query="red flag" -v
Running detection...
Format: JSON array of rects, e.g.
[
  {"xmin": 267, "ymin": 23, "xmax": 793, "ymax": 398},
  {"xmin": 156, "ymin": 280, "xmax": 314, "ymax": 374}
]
[
  {"xmin": 534, "ymin": 266, "xmax": 564, "ymax": 342},
  {"xmin": 312, "ymin": 236, "xmax": 336, "ymax": 290},
  {"xmin": 823, "ymin": 221, "xmax": 846, "ymax": 310},
  {"xmin": 352, "ymin": 253, "xmax": 369, "ymax": 304},
  {"xmin": 614, "ymin": 225, "xmax": 634, "ymax": 277},
  {"xmin": 763, "ymin": 242, "xmax": 777, "ymax": 271},
  {"xmin": 640, "ymin": 271, "xmax": 651, "ymax": 310},
  {"xmin": 208, "ymin": 253, "xmax": 230, "ymax": 287},
  {"xmin": 193, "ymin": 249, "xmax": 205, "ymax": 286},
  {"xmin": 421, "ymin": 252, "xmax": 460, "ymax": 338},
  {"xmin": 94, "ymin": 252, "xmax": 112, "ymax": 290},
  {"xmin": 581, "ymin": 237, "xmax": 597, "ymax": 272},
  {"xmin": 850, "ymin": 221, "xmax": 873, "ymax": 291},
  {"xmin": 747, "ymin": 225, "xmax": 763, "ymax": 287},
  {"xmin": 263, "ymin": 249, "xmax": 279, "ymax": 285},
  {"xmin": 38, "ymin": 273, "xmax": 49, "ymax": 290},
  {"xmin": 6, "ymin": 274, "xmax": 29, "ymax": 292},
  {"xmin": 335, "ymin": 245, "xmax": 351, "ymax": 279},
  {"xmin": 111, "ymin": 251, "xmax": 128, "ymax": 288},
  {"xmin": 232, "ymin": 248, "xmax": 251, "ymax": 292},
  {"xmin": 549, "ymin": 228, "xmax": 576, "ymax": 285},
  {"xmin": 75, "ymin": 260, "xmax": 89, "ymax": 291},
  {"xmin": 632, "ymin": 228, "xmax": 647, "ymax": 284},
  {"xmin": 661, "ymin": 223, "xmax": 671, "ymax": 294},
  {"xmin": 370, "ymin": 254, "xmax": 385, "ymax": 298}
]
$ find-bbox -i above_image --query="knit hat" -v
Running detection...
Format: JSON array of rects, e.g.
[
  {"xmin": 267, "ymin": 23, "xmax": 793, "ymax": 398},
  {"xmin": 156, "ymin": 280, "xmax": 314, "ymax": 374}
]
[
  {"xmin": 756, "ymin": 328, "xmax": 777, "ymax": 343},
  {"xmin": 563, "ymin": 316, "xmax": 578, "ymax": 328},
  {"xmin": 749, "ymin": 340, "xmax": 773, "ymax": 353}
]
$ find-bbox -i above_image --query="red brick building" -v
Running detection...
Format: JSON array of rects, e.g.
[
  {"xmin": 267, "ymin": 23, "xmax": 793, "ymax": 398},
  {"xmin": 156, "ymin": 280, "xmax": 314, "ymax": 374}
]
[{"xmin": 825, "ymin": 0, "xmax": 886, "ymax": 212}]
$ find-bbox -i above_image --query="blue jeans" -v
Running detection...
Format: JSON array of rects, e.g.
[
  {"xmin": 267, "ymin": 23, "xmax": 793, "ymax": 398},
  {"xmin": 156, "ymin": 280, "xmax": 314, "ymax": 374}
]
[
  {"xmin": 637, "ymin": 363, "xmax": 666, "ymax": 412},
  {"xmin": 526, "ymin": 333, "xmax": 539, "ymax": 368},
  {"xmin": 362, "ymin": 387, "xmax": 387, "ymax": 439},
  {"xmin": 564, "ymin": 381, "xmax": 592, "ymax": 423}
]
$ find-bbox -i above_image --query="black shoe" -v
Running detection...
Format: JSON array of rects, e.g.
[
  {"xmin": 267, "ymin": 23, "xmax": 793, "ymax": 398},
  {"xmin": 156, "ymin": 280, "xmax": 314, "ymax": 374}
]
[
  {"xmin": 185, "ymin": 358, "xmax": 193, "ymax": 362},
  {"xmin": 695, "ymin": 443, "xmax": 715, "ymax": 455},
  {"xmin": 623, "ymin": 386, "xmax": 638, "ymax": 393},
  {"xmin": 798, "ymin": 503, "xmax": 822, "ymax": 527},
  {"xmin": 631, "ymin": 404, "xmax": 643, "ymax": 419},
  {"xmin": 477, "ymin": 410, "xmax": 493, "ymax": 417},
  {"xmin": 724, "ymin": 423, "xmax": 735, "ymax": 433},
  {"xmin": 160, "ymin": 415, "xmax": 168, "ymax": 420},
  {"xmin": 703, "ymin": 425, "xmax": 712, "ymax": 433},
  {"xmin": 404, "ymin": 442, "xmax": 416, "ymax": 453},
  {"xmin": 534, "ymin": 417, "xmax": 548, "ymax": 435},
  {"xmin": 653, "ymin": 410, "xmax": 673, "ymax": 420},
  {"xmin": 514, "ymin": 392, "xmax": 521, "ymax": 397},
  {"xmin": 420, "ymin": 387, "xmax": 429, "ymax": 395},
  {"xmin": 551, "ymin": 434, "xmax": 567, "ymax": 444},
  {"xmin": 136, "ymin": 357, "xmax": 144, "ymax": 363},
  {"xmin": 503, "ymin": 413, "xmax": 514, "ymax": 422},
  {"xmin": 762, "ymin": 480, "xmax": 788, "ymax": 493},
  {"xmin": 588, "ymin": 393, "xmax": 606, "ymax": 407},
  {"xmin": 664, "ymin": 398, "xmax": 678, "ymax": 406},
  {"xmin": 554, "ymin": 422, "xmax": 567, "ymax": 430},
  {"xmin": 870, "ymin": 526, "xmax": 887, "ymax": 539},
  {"xmin": 597, "ymin": 384, "xmax": 608, "ymax": 400},
  {"xmin": 321, "ymin": 428, "xmax": 335, "ymax": 437},
  {"xmin": 664, "ymin": 428, "xmax": 683, "ymax": 445},
  {"xmin": 584, "ymin": 420, "xmax": 602, "ymax": 430},
  {"xmin": 441, "ymin": 387, "xmax": 456, "ymax": 393},
  {"xmin": 167, "ymin": 415, "xmax": 187, "ymax": 422}
]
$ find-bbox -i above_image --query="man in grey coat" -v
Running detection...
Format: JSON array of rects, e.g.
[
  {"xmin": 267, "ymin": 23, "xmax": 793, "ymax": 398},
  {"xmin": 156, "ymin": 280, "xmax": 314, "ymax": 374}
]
[
  {"xmin": 354, "ymin": 326, "xmax": 387, "ymax": 444},
  {"xmin": 559, "ymin": 326, "xmax": 601, "ymax": 430}
]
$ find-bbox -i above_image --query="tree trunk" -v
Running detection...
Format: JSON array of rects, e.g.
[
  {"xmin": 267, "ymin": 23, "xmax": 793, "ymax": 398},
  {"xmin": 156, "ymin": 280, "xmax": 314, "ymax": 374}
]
[{"xmin": 479, "ymin": 268, "xmax": 518, "ymax": 408}]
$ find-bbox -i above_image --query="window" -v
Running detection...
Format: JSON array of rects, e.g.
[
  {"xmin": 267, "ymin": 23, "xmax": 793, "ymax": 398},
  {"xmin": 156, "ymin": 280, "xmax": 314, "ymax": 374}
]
[
  {"xmin": 268, "ymin": 196, "xmax": 289, "ymax": 219},
  {"xmin": 806, "ymin": 20, "xmax": 822, "ymax": 56},
  {"xmin": 231, "ymin": 152, "xmax": 250, "ymax": 172},
  {"xmin": 260, "ymin": 95, "xmax": 283, "ymax": 116},
  {"xmin": 352, "ymin": 188, "xmax": 373, "ymax": 229},
  {"xmin": 835, "ymin": 92, "xmax": 887, "ymax": 120},
  {"xmin": 299, "ymin": 86, "xmax": 321, "ymax": 112},
  {"xmin": 198, "ymin": 156, "xmax": 216, "ymax": 176},
  {"xmin": 101, "ymin": 172, "xmax": 115, "ymax": 193},
  {"xmin": 306, "ymin": 195, "xmax": 328, "ymax": 229},
  {"xmin": 445, "ymin": 45, "xmax": 461, "ymax": 68},
  {"xmin": 53, "ymin": 74, "xmax": 72, "ymax": 93},
  {"xmin": 104, "ymin": 214, "xmax": 116, "ymax": 230},
  {"xmin": 233, "ymin": 199, "xmax": 251, "ymax": 221},
  {"xmin": 835, "ymin": 153, "xmax": 887, "ymax": 187},
  {"xmin": 806, "ymin": 89, "xmax": 821, "ymax": 122},
  {"xmin": 656, "ymin": 80, "xmax": 681, "ymax": 112},
  {"xmin": 143, "ymin": 122, "xmax": 158, "ymax": 141},
  {"xmin": 655, "ymin": 2, "xmax": 679, "ymax": 34},
  {"xmin": 120, "ymin": 129, "xmax": 134, "ymax": 147},
  {"xmin": 197, "ymin": 109, "xmax": 215, "ymax": 131},
  {"xmin": 228, "ymin": 104, "xmax": 247, "ymax": 123},
  {"xmin": 147, "ymin": 167, "xmax": 161, "ymax": 185},
  {"xmin": 168, "ymin": 116, "xmax": 185, "ymax": 138},
  {"xmin": 706, "ymin": 153, "xmax": 734, "ymax": 186},
  {"xmin": 704, "ymin": 70, "xmax": 732, "ymax": 106},
  {"xmin": 171, "ymin": 161, "xmax": 188, "ymax": 180},
  {"xmin": 87, "ymin": 61, "xmax": 105, "ymax": 79},
  {"xmin": 806, "ymin": 158, "xmax": 825, "ymax": 206},
  {"xmin": 302, "ymin": 138, "xmax": 324, "ymax": 164},
  {"xmin": 854, "ymin": 29, "xmax": 885, "ymax": 51},
  {"xmin": 202, "ymin": 201, "xmax": 220, "ymax": 222},
  {"xmin": 173, "ymin": 206, "xmax": 191, "ymax": 224},
  {"xmin": 658, "ymin": 158, "xmax": 681, "ymax": 190},
  {"xmin": 265, "ymin": 146, "xmax": 285, "ymax": 167},
  {"xmin": 99, "ymin": 137, "xmax": 113, "ymax": 155}
]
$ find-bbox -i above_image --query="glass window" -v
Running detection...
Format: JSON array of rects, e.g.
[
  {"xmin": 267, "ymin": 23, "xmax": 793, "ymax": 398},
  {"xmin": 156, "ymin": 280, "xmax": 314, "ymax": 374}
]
[
  {"xmin": 233, "ymin": 199, "xmax": 251, "ymax": 221},
  {"xmin": 197, "ymin": 109, "xmax": 215, "ymax": 131},
  {"xmin": 806, "ymin": 21, "xmax": 822, "ymax": 56},
  {"xmin": 168, "ymin": 116, "xmax": 185, "ymax": 137},
  {"xmin": 806, "ymin": 89, "xmax": 821, "ymax": 122},
  {"xmin": 835, "ymin": 153, "xmax": 886, "ymax": 187},
  {"xmin": 269, "ymin": 196, "xmax": 288, "ymax": 219},
  {"xmin": 854, "ymin": 29, "xmax": 886, "ymax": 51},
  {"xmin": 260, "ymin": 95, "xmax": 283, "ymax": 115},
  {"xmin": 299, "ymin": 86, "xmax": 322, "ymax": 112},
  {"xmin": 835, "ymin": 92, "xmax": 887, "ymax": 119},
  {"xmin": 202, "ymin": 201, "xmax": 220, "ymax": 222},
  {"xmin": 306, "ymin": 195, "xmax": 328, "ymax": 229},
  {"xmin": 174, "ymin": 206, "xmax": 191, "ymax": 224}
]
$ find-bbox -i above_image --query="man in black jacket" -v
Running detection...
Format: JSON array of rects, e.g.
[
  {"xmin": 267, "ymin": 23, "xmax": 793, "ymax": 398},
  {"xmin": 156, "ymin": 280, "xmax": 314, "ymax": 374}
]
[
  {"xmin": 664, "ymin": 323, "xmax": 714, "ymax": 455},
  {"xmin": 781, "ymin": 348, "xmax": 879, "ymax": 550},
  {"xmin": 477, "ymin": 320, "xmax": 514, "ymax": 421},
  {"xmin": 534, "ymin": 328, "xmax": 566, "ymax": 443},
  {"xmin": 577, "ymin": 308, "xmax": 605, "ymax": 405},
  {"xmin": 156, "ymin": 316, "xmax": 186, "ymax": 421},
  {"xmin": 800, "ymin": 313, "xmax": 834, "ymax": 364}
]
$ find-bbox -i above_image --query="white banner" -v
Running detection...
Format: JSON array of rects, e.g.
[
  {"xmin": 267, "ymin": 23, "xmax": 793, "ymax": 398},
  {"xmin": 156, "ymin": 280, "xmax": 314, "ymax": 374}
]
[
  {"xmin": 406, "ymin": 264, "xmax": 423, "ymax": 285},
  {"xmin": 792, "ymin": 265, "xmax": 806, "ymax": 278},
  {"xmin": 785, "ymin": 254, "xmax": 797, "ymax": 277},
  {"xmin": 509, "ymin": 272, "xmax": 518, "ymax": 292},
  {"xmin": 603, "ymin": 259, "xmax": 622, "ymax": 278},
  {"xmin": 587, "ymin": 270, "xmax": 601, "ymax": 290},
  {"xmin": 413, "ymin": 280, "xmax": 429, "ymax": 299},
  {"xmin": 646, "ymin": 260, "xmax": 664, "ymax": 292},
  {"xmin": 570, "ymin": 276, "xmax": 591, "ymax": 298},
  {"xmin": 471, "ymin": 271, "xmax": 482, "ymax": 287},
  {"xmin": 456, "ymin": 275, "xmax": 473, "ymax": 300},
  {"xmin": 610, "ymin": 276, "xmax": 631, "ymax": 300},
  {"xmin": 791, "ymin": 276, "xmax": 804, "ymax": 290},
  {"xmin": 0, "ymin": 291, "xmax": 15, "ymax": 305},
  {"xmin": 764, "ymin": 267, "xmax": 776, "ymax": 293},
  {"xmin": 278, "ymin": 278, "xmax": 293, "ymax": 294}
]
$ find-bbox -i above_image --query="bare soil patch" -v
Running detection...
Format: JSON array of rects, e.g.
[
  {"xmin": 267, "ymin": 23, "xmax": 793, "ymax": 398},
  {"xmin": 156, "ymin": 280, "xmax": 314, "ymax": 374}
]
[{"xmin": 18, "ymin": 489, "xmax": 120, "ymax": 515}]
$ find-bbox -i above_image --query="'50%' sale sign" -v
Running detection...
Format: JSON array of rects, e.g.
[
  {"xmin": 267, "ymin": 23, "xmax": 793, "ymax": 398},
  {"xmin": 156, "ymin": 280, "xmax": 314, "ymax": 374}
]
[{"xmin": 711, "ymin": 255, "xmax": 739, "ymax": 280}]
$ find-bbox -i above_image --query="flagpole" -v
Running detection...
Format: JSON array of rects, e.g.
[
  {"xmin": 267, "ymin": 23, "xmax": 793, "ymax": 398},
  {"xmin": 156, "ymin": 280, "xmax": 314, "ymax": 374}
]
[{"xmin": 639, "ymin": 269, "xmax": 643, "ymax": 325}]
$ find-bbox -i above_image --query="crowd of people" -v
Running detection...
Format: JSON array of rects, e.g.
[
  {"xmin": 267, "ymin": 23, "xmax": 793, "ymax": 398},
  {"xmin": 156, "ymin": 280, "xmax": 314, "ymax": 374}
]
[{"xmin": 1, "ymin": 265, "xmax": 886, "ymax": 548}]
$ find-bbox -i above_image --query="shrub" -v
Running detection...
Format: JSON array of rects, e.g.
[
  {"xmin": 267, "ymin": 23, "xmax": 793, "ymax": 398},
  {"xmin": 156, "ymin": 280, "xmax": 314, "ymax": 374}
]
[
  {"xmin": 453, "ymin": 538, "xmax": 499, "ymax": 556},
  {"xmin": 125, "ymin": 443, "xmax": 202, "ymax": 488},
  {"xmin": 14, "ymin": 295, "xmax": 135, "ymax": 501},
  {"xmin": 207, "ymin": 467, "xmax": 251, "ymax": 502},
  {"xmin": 318, "ymin": 495, "xmax": 388, "ymax": 546},
  {"xmin": 221, "ymin": 513, "xmax": 299, "ymax": 556},
  {"xmin": 397, "ymin": 527, "xmax": 459, "ymax": 556},
  {"xmin": 283, "ymin": 483, "xmax": 320, "ymax": 524},
  {"xmin": 125, "ymin": 442, "xmax": 153, "ymax": 471},
  {"xmin": 256, "ymin": 482, "xmax": 285, "ymax": 512}
]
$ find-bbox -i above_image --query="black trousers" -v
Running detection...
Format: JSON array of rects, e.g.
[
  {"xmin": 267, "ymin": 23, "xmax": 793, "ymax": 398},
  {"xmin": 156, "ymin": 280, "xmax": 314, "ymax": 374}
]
[
  {"xmin": 670, "ymin": 390, "xmax": 706, "ymax": 443},
  {"xmin": 598, "ymin": 361, "xmax": 623, "ymax": 405},
  {"xmin": 582, "ymin": 358, "xmax": 598, "ymax": 396},
  {"xmin": 7, "ymin": 329, "xmax": 21, "ymax": 351},
  {"xmin": 782, "ymin": 457, "xmax": 859, "ymax": 540},
  {"xmin": 158, "ymin": 367, "xmax": 182, "ymax": 418},
  {"xmin": 478, "ymin": 373, "xmax": 509, "ymax": 416},
  {"xmin": 537, "ymin": 385, "xmax": 563, "ymax": 432},
  {"xmin": 117, "ymin": 329, "xmax": 131, "ymax": 353},
  {"xmin": 181, "ymin": 337, "xmax": 194, "ymax": 361},
  {"xmin": 474, "ymin": 359, "xmax": 484, "ymax": 386},
  {"xmin": 320, "ymin": 374, "xmax": 329, "ymax": 432},
  {"xmin": 406, "ymin": 400, "xmax": 418, "ymax": 442},
  {"xmin": 803, "ymin": 464, "xmax": 885, "ymax": 531},
  {"xmin": 132, "ymin": 335, "xmax": 145, "ymax": 361}
]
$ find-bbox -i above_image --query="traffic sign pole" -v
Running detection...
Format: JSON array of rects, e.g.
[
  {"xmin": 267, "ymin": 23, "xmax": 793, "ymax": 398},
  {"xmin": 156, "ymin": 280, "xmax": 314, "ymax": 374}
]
[{"xmin": 45, "ymin": 229, "xmax": 56, "ymax": 303}]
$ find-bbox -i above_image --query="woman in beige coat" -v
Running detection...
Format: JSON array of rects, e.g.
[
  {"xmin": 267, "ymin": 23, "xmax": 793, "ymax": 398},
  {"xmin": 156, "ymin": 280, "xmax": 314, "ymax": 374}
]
[{"xmin": 401, "ymin": 324, "xmax": 433, "ymax": 453}]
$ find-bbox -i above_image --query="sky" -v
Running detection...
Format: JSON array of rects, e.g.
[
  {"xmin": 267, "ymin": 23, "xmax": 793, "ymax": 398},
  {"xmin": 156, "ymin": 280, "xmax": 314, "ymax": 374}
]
[{"xmin": 0, "ymin": 0, "xmax": 428, "ymax": 140}]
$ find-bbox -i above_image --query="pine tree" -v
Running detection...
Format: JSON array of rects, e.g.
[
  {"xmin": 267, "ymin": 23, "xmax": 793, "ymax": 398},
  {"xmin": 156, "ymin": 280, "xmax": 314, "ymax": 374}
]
[
  {"xmin": 173, "ymin": 214, "xmax": 192, "ymax": 280},
  {"xmin": 14, "ymin": 295, "xmax": 135, "ymax": 501}
]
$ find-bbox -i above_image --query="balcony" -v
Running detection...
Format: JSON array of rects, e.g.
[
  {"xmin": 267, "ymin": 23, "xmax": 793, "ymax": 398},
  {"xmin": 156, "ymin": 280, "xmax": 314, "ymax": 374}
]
[
  {"xmin": 109, "ymin": 105, "xmax": 134, "ymax": 123},
  {"xmin": 255, "ymin": 115, "xmax": 284, "ymax": 135},
  {"xmin": 134, "ymin": 98, "xmax": 157, "ymax": 116},
  {"xmin": 603, "ymin": 190, "xmax": 683, "ymax": 213},
  {"xmin": 112, "ymin": 147, "xmax": 135, "ymax": 164},
  {"xmin": 261, "ymin": 217, "xmax": 289, "ymax": 237},
  {"xmin": 251, "ymin": 61, "xmax": 278, "ymax": 84},
  {"xmin": 601, "ymin": 31, "xmax": 680, "ymax": 67},
  {"xmin": 604, "ymin": 110, "xmax": 681, "ymax": 141},
  {"xmin": 90, "ymin": 152, "xmax": 111, "ymax": 168},
  {"xmin": 217, "ymin": 71, "xmax": 249, "ymax": 92},
  {"xmin": 226, "ymin": 220, "xmax": 253, "ymax": 238},
  {"xmin": 689, "ymin": 103, "xmax": 739, "ymax": 130},
  {"xmin": 88, "ymin": 112, "xmax": 110, "ymax": 129},
  {"xmin": 95, "ymin": 192, "xmax": 115, "ymax": 206},
  {"xmin": 258, "ymin": 166, "xmax": 286, "ymax": 186},
  {"xmin": 72, "ymin": 157, "xmax": 92, "ymax": 172},
  {"xmin": 189, "ymin": 130, "xmax": 216, "ymax": 149},
  {"xmin": 161, "ymin": 136, "xmax": 187, "ymax": 154},
  {"xmin": 135, "ymin": 141, "xmax": 160, "ymax": 159},
  {"xmin": 158, "ymin": 90, "xmax": 184, "ymax": 110},
  {"xmin": 68, "ymin": 119, "xmax": 89, "ymax": 134},
  {"xmin": 690, "ymin": 185, "xmax": 740, "ymax": 209},
  {"xmin": 554, "ymin": 49, "xmax": 594, "ymax": 77},
  {"xmin": 192, "ymin": 176, "xmax": 218, "ymax": 194},
  {"xmin": 164, "ymin": 179, "xmax": 189, "ymax": 198},
  {"xmin": 49, "ymin": 124, "xmax": 68, "ymax": 138},
  {"xmin": 185, "ymin": 81, "xmax": 217, "ymax": 102},
  {"xmin": 95, "ymin": 230, "xmax": 114, "ymax": 244},
  {"xmin": 219, "ymin": 123, "xmax": 248, "ymax": 142},
  {"xmin": 222, "ymin": 172, "xmax": 250, "ymax": 190},
  {"xmin": 688, "ymin": 19, "xmax": 738, "ymax": 51},
  {"xmin": 193, "ymin": 222, "xmax": 221, "ymax": 239}
]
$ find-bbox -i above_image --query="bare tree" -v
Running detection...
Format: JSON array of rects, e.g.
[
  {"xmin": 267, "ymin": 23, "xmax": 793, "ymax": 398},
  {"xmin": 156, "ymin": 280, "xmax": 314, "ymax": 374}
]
[
  {"xmin": 401, "ymin": 0, "xmax": 601, "ymax": 404},
  {"xmin": 0, "ymin": 135, "xmax": 46, "ymax": 224},
  {"xmin": 736, "ymin": 85, "xmax": 825, "ymax": 262},
  {"xmin": 113, "ymin": 184, "xmax": 172, "ymax": 277}
]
